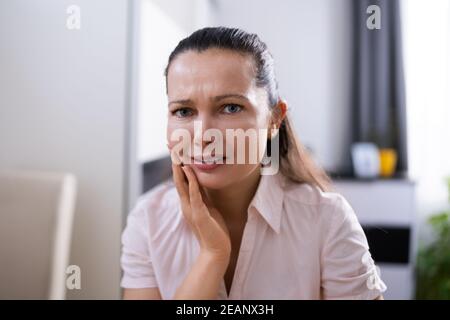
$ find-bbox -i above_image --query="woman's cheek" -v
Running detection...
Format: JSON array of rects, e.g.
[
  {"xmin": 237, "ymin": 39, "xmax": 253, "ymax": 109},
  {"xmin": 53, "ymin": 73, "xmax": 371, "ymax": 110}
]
[{"xmin": 166, "ymin": 121, "xmax": 192, "ymax": 149}]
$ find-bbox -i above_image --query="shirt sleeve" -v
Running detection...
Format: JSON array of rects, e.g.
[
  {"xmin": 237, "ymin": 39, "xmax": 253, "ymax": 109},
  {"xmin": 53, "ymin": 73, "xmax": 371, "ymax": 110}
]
[
  {"xmin": 120, "ymin": 199, "xmax": 158, "ymax": 289},
  {"xmin": 320, "ymin": 194, "xmax": 387, "ymax": 300}
]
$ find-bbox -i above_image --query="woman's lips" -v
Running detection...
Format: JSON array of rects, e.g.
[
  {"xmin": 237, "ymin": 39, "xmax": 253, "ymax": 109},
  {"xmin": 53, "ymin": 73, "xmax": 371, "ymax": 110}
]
[
  {"xmin": 189, "ymin": 156, "xmax": 226, "ymax": 171},
  {"xmin": 191, "ymin": 162, "xmax": 223, "ymax": 171}
]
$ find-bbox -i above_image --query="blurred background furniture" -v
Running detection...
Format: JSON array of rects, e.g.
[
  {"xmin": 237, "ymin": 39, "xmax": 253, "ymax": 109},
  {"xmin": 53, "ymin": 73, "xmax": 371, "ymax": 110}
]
[
  {"xmin": 142, "ymin": 155, "xmax": 172, "ymax": 193},
  {"xmin": 0, "ymin": 171, "xmax": 77, "ymax": 299}
]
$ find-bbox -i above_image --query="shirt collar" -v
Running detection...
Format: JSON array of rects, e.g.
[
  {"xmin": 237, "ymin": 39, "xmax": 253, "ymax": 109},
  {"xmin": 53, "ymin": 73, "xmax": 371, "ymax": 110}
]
[{"xmin": 248, "ymin": 171, "xmax": 286, "ymax": 234}]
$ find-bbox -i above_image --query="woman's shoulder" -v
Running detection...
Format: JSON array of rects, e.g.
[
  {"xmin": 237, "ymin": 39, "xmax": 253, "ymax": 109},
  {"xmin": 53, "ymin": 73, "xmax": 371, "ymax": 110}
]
[
  {"xmin": 282, "ymin": 176, "xmax": 346, "ymax": 205},
  {"xmin": 130, "ymin": 178, "xmax": 180, "ymax": 223},
  {"xmin": 281, "ymin": 177, "xmax": 364, "ymax": 250},
  {"xmin": 139, "ymin": 178, "xmax": 177, "ymax": 203},
  {"xmin": 282, "ymin": 176, "xmax": 356, "ymax": 223}
]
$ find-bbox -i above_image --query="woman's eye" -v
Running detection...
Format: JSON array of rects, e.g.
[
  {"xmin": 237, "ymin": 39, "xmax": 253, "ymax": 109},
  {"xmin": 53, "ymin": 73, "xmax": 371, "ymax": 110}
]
[
  {"xmin": 172, "ymin": 108, "xmax": 193, "ymax": 118},
  {"xmin": 222, "ymin": 104, "xmax": 243, "ymax": 114}
]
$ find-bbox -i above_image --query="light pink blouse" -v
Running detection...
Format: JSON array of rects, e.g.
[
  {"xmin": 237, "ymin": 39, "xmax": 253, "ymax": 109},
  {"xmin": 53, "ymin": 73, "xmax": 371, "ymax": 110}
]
[{"xmin": 120, "ymin": 171, "xmax": 386, "ymax": 299}]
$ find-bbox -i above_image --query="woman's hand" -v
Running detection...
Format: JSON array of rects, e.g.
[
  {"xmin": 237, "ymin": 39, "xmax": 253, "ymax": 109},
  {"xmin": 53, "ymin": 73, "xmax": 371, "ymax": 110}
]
[{"xmin": 171, "ymin": 153, "xmax": 232, "ymax": 262}]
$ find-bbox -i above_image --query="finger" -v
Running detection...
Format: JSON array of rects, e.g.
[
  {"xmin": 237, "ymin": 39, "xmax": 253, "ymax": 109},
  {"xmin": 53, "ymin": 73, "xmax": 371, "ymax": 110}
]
[
  {"xmin": 172, "ymin": 153, "xmax": 212, "ymax": 208},
  {"xmin": 172, "ymin": 164, "xmax": 195, "ymax": 229},
  {"xmin": 171, "ymin": 153, "xmax": 189, "ymax": 203},
  {"xmin": 169, "ymin": 148, "xmax": 183, "ymax": 166},
  {"xmin": 173, "ymin": 165, "xmax": 189, "ymax": 201},
  {"xmin": 170, "ymin": 149, "xmax": 188, "ymax": 184},
  {"xmin": 182, "ymin": 166, "xmax": 206, "ymax": 212}
]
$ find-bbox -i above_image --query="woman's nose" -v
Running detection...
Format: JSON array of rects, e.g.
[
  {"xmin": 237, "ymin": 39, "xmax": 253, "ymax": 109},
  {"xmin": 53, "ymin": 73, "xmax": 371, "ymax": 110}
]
[{"xmin": 192, "ymin": 115, "xmax": 217, "ymax": 150}]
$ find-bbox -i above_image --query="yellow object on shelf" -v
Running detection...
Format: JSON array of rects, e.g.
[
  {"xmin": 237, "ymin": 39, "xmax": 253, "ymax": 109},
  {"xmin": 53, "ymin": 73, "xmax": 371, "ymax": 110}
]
[{"xmin": 379, "ymin": 148, "xmax": 398, "ymax": 177}]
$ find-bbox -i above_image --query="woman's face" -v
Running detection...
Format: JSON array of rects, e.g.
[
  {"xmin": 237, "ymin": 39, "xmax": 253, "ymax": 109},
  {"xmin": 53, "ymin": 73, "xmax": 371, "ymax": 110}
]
[{"xmin": 166, "ymin": 48, "xmax": 272, "ymax": 190}]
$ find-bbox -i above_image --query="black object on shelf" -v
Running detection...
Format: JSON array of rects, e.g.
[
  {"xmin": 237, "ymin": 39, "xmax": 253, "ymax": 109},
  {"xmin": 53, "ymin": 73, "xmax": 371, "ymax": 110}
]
[
  {"xmin": 142, "ymin": 155, "xmax": 172, "ymax": 194},
  {"xmin": 362, "ymin": 225, "xmax": 411, "ymax": 264}
]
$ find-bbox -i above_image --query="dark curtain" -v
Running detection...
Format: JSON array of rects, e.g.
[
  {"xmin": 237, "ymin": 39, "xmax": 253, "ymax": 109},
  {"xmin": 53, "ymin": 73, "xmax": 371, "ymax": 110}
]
[{"xmin": 351, "ymin": 0, "xmax": 408, "ymax": 174}]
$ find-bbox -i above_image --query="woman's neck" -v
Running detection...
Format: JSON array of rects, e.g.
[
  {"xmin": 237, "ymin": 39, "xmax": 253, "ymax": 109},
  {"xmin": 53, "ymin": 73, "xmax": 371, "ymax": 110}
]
[{"xmin": 205, "ymin": 167, "xmax": 261, "ymax": 226}]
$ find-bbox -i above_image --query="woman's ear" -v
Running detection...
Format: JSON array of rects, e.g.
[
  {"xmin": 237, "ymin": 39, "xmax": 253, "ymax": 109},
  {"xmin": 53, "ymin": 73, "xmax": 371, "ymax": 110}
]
[{"xmin": 268, "ymin": 100, "xmax": 288, "ymax": 139}]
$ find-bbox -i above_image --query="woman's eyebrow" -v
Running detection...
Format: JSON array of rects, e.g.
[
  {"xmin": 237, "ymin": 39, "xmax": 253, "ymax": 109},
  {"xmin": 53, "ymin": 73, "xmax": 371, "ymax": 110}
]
[
  {"xmin": 213, "ymin": 94, "xmax": 249, "ymax": 102},
  {"xmin": 168, "ymin": 99, "xmax": 192, "ymax": 106},
  {"xmin": 169, "ymin": 94, "xmax": 250, "ymax": 107}
]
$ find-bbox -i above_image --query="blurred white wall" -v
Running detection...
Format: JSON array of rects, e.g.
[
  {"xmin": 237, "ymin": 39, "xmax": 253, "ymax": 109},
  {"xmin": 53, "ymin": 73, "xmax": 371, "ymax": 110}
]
[
  {"xmin": 0, "ymin": 0, "xmax": 135, "ymax": 299},
  {"xmin": 402, "ymin": 0, "xmax": 450, "ymax": 237},
  {"xmin": 138, "ymin": 0, "xmax": 212, "ymax": 163}
]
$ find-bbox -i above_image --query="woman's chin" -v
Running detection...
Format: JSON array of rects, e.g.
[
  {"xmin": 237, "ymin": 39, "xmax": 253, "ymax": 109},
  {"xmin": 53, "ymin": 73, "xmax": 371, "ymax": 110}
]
[
  {"xmin": 189, "ymin": 164, "xmax": 231, "ymax": 190},
  {"xmin": 189, "ymin": 163, "xmax": 259, "ymax": 190}
]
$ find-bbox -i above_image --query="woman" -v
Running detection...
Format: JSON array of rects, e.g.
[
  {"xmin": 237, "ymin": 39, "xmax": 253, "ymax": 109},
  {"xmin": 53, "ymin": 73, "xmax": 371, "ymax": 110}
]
[{"xmin": 121, "ymin": 27, "xmax": 386, "ymax": 300}]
